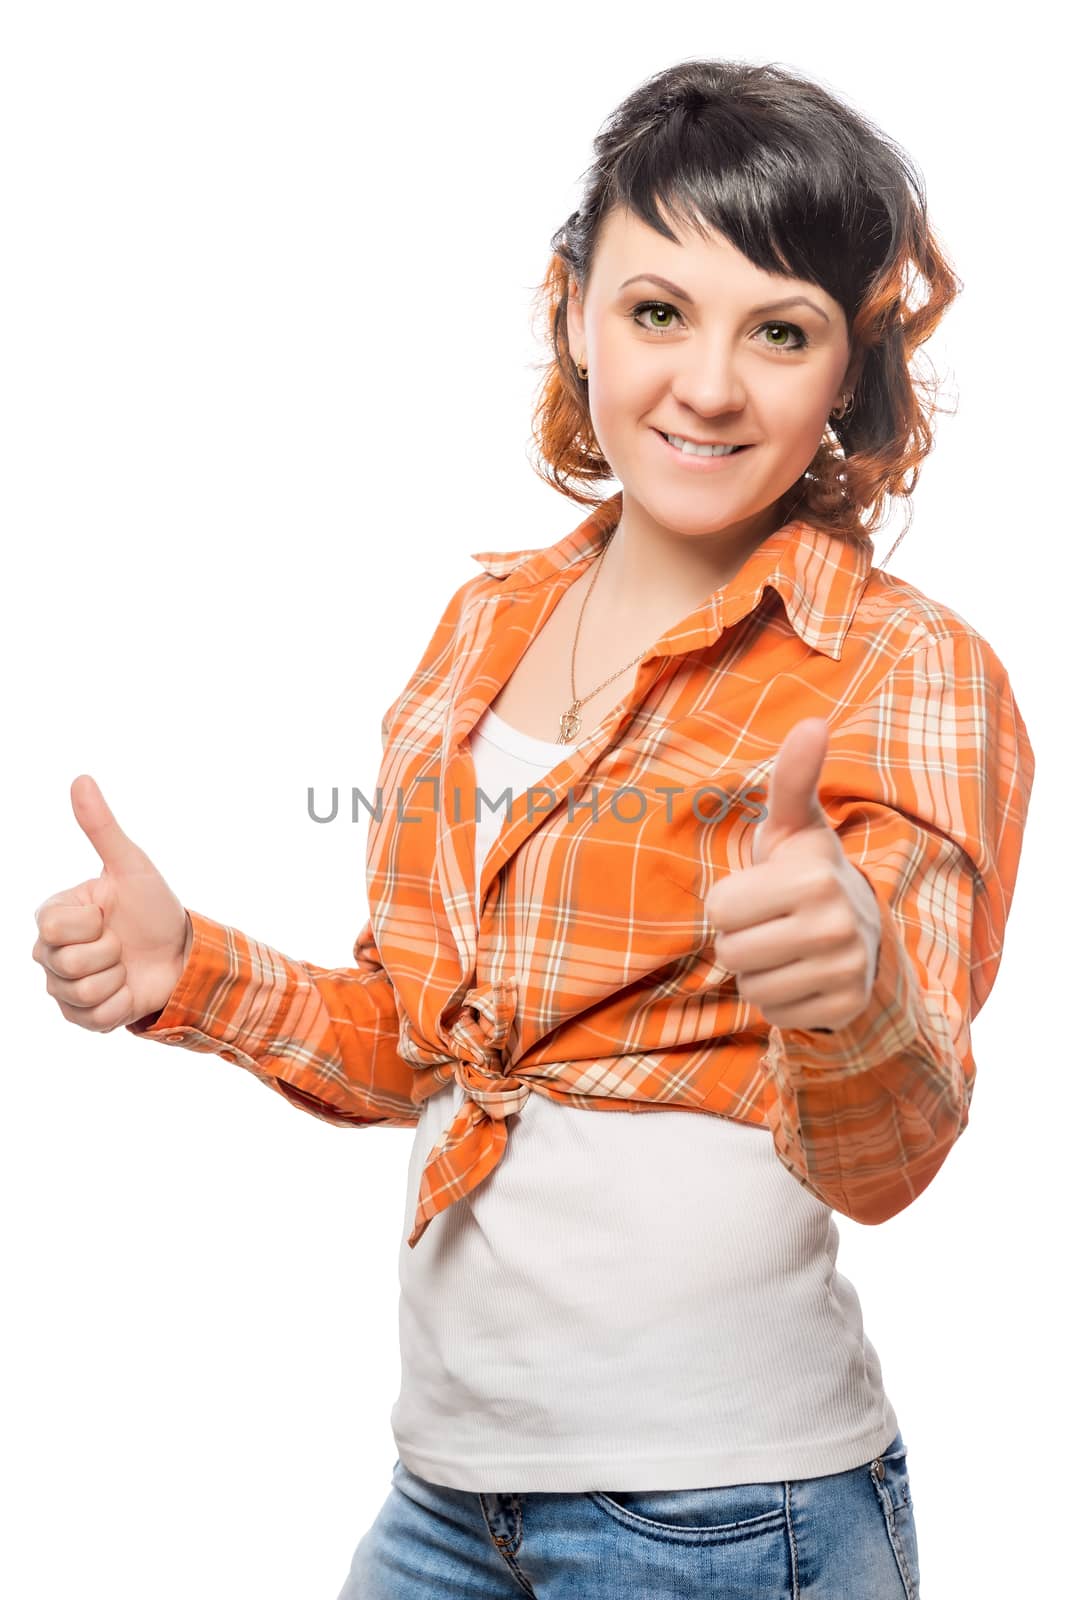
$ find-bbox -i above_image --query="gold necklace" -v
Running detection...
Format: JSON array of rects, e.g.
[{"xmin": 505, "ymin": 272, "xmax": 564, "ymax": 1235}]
[{"xmin": 557, "ymin": 532, "xmax": 658, "ymax": 743}]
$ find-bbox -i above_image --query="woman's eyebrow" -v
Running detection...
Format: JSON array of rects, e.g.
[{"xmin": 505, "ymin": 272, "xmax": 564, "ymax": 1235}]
[{"xmin": 616, "ymin": 273, "xmax": 830, "ymax": 325}]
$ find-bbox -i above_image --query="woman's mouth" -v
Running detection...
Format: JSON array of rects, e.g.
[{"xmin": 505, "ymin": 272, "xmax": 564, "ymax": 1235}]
[{"xmin": 654, "ymin": 430, "xmax": 754, "ymax": 471}]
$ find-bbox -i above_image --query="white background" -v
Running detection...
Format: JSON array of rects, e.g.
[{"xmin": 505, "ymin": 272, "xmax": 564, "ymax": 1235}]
[{"xmin": 3, "ymin": 3, "xmax": 1059, "ymax": 1596}]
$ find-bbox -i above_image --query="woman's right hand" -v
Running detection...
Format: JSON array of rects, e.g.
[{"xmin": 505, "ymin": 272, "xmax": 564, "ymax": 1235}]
[{"xmin": 32, "ymin": 775, "xmax": 193, "ymax": 1032}]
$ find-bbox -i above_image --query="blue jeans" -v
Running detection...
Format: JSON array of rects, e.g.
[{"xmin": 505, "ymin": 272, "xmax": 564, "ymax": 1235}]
[{"xmin": 335, "ymin": 1429, "xmax": 921, "ymax": 1598}]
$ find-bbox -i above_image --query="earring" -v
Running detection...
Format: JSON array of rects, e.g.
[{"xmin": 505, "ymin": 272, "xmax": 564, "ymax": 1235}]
[
  {"xmin": 830, "ymin": 392, "xmax": 855, "ymax": 420},
  {"xmin": 576, "ymin": 357, "xmax": 588, "ymax": 380}
]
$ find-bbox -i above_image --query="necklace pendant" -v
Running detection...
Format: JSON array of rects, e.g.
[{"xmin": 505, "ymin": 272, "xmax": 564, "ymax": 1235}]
[{"xmin": 558, "ymin": 703, "xmax": 582, "ymax": 743}]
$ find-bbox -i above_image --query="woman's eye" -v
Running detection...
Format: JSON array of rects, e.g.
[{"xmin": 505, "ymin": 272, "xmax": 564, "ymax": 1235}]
[
  {"xmin": 630, "ymin": 301, "xmax": 808, "ymax": 353},
  {"xmin": 631, "ymin": 301, "xmax": 680, "ymax": 333},
  {"xmin": 759, "ymin": 322, "xmax": 808, "ymax": 352}
]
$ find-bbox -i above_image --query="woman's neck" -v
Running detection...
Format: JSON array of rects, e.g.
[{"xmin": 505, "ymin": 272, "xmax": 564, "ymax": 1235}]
[{"xmin": 594, "ymin": 497, "xmax": 786, "ymax": 619}]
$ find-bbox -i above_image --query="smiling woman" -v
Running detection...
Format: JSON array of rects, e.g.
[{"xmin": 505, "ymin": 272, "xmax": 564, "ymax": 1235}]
[{"xmin": 39, "ymin": 48, "xmax": 1030, "ymax": 1600}]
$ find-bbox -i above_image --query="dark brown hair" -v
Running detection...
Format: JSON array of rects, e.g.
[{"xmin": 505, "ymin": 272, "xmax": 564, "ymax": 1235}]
[{"xmin": 528, "ymin": 58, "xmax": 962, "ymax": 550}]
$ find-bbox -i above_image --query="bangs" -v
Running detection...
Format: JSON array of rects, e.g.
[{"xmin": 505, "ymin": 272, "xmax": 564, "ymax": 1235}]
[{"xmin": 596, "ymin": 98, "xmax": 901, "ymax": 324}]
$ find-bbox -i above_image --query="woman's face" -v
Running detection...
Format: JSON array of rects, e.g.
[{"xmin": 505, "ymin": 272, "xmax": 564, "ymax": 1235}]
[{"xmin": 566, "ymin": 205, "xmax": 861, "ymax": 550}]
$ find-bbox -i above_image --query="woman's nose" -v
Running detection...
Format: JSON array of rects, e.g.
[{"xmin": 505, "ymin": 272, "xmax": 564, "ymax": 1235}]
[{"xmin": 665, "ymin": 343, "xmax": 747, "ymax": 417}]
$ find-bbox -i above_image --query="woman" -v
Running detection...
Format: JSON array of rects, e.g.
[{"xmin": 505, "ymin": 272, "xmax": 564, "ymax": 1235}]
[{"xmin": 33, "ymin": 57, "xmax": 1034, "ymax": 1599}]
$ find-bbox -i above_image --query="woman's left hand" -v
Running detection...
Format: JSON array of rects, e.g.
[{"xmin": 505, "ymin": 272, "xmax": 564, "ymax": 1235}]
[{"xmin": 706, "ymin": 717, "xmax": 882, "ymax": 1033}]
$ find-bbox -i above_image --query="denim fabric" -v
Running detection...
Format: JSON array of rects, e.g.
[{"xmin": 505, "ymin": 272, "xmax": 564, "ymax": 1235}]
[{"xmin": 335, "ymin": 1430, "xmax": 920, "ymax": 1598}]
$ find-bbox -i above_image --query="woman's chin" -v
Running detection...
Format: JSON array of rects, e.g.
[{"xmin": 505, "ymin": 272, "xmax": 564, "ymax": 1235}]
[{"xmin": 621, "ymin": 478, "xmax": 764, "ymax": 537}]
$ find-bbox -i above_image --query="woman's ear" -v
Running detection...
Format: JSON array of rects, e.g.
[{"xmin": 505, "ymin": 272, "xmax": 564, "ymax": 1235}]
[
  {"xmin": 565, "ymin": 275, "xmax": 586, "ymax": 365},
  {"xmin": 844, "ymin": 342, "xmax": 866, "ymax": 399}
]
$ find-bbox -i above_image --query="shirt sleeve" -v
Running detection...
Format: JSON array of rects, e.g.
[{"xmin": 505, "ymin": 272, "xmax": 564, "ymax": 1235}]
[
  {"xmin": 760, "ymin": 628, "xmax": 1036, "ymax": 1224},
  {"xmin": 123, "ymin": 906, "xmax": 421, "ymax": 1129}
]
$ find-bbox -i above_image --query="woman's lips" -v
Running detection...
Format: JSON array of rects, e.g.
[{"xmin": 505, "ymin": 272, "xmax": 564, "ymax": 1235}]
[{"xmin": 654, "ymin": 430, "xmax": 754, "ymax": 470}]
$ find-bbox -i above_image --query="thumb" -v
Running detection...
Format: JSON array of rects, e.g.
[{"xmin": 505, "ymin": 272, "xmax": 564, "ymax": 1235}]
[
  {"xmin": 70, "ymin": 775, "xmax": 153, "ymax": 875},
  {"xmin": 753, "ymin": 717, "xmax": 832, "ymax": 864}
]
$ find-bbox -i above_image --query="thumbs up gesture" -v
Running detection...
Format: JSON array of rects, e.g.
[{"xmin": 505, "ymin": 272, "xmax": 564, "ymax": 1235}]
[
  {"xmin": 32, "ymin": 776, "xmax": 193, "ymax": 1033},
  {"xmin": 705, "ymin": 718, "xmax": 882, "ymax": 1033}
]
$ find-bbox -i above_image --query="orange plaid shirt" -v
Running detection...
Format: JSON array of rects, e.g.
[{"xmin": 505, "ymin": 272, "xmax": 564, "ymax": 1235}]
[{"xmin": 128, "ymin": 491, "xmax": 1035, "ymax": 1250}]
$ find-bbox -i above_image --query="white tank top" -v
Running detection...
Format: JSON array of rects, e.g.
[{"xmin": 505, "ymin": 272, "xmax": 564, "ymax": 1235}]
[{"xmin": 390, "ymin": 702, "xmax": 898, "ymax": 1491}]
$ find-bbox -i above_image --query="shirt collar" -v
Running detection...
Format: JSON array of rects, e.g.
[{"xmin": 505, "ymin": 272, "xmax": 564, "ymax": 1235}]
[{"xmin": 468, "ymin": 489, "xmax": 875, "ymax": 663}]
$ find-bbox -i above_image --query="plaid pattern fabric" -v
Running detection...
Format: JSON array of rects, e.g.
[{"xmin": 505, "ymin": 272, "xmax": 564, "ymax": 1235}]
[{"xmin": 127, "ymin": 491, "xmax": 1035, "ymax": 1249}]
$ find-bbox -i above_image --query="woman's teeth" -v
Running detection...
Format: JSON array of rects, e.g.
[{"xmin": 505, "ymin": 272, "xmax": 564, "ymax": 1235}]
[{"xmin": 663, "ymin": 433, "xmax": 743, "ymax": 457}]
